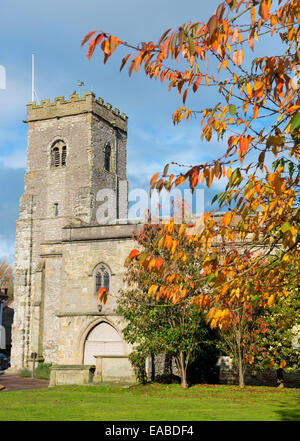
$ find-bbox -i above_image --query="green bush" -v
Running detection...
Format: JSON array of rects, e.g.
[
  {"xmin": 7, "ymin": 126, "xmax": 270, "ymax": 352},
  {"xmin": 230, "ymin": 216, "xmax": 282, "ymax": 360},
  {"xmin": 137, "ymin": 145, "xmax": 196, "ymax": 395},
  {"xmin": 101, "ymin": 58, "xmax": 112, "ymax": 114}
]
[
  {"xmin": 34, "ymin": 363, "xmax": 52, "ymax": 380},
  {"xmin": 18, "ymin": 368, "xmax": 32, "ymax": 378}
]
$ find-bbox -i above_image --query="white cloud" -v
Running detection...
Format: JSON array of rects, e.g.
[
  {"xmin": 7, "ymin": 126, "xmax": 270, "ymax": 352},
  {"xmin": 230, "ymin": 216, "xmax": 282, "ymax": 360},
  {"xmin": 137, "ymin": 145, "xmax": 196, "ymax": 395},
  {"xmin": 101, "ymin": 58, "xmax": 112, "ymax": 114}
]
[
  {"xmin": 0, "ymin": 235, "xmax": 14, "ymax": 265},
  {"xmin": 0, "ymin": 148, "xmax": 26, "ymax": 169}
]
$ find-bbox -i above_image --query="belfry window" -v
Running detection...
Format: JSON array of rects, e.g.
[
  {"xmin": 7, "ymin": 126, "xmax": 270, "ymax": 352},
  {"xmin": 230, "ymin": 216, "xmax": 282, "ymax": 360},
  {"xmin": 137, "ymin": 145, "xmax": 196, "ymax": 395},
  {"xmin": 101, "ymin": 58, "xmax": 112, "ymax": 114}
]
[
  {"xmin": 51, "ymin": 140, "xmax": 67, "ymax": 167},
  {"xmin": 104, "ymin": 144, "xmax": 111, "ymax": 172},
  {"xmin": 95, "ymin": 264, "xmax": 110, "ymax": 295}
]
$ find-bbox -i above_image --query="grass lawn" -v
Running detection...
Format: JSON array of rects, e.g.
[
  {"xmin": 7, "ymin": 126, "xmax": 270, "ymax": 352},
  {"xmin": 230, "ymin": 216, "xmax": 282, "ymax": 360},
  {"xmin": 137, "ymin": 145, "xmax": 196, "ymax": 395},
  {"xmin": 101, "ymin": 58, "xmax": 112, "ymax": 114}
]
[{"xmin": 0, "ymin": 383, "xmax": 299, "ymax": 421}]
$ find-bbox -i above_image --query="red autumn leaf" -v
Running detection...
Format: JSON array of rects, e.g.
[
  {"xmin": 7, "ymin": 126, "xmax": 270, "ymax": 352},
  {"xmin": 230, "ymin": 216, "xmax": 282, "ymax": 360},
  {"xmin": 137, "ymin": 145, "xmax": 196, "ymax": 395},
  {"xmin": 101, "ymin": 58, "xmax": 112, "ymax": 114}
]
[
  {"xmin": 207, "ymin": 14, "xmax": 218, "ymax": 38},
  {"xmin": 120, "ymin": 53, "xmax": 132, "ymax": 72},
  {"xmin": 81, "ymin": 31, "xmax": 97, "ymax": 47},
  {"xmin": 161, "ymin": 35, "xmax": 171, "ymax": 58},
  {"xmin": 87, "ymin": 33, "xmax": 104, "ymax": 61},
  {"xmin": 239, "ymin": 137, "xmax": 250, "ymax": 155}
]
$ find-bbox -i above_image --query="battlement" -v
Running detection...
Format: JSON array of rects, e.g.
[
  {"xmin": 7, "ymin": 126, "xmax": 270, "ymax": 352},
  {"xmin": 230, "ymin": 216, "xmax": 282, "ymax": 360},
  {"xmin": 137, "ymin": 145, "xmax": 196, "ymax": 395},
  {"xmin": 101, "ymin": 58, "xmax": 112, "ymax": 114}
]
[{"xmin": 26, "ymin": 92, "xmax": 128, "ymax": 132}]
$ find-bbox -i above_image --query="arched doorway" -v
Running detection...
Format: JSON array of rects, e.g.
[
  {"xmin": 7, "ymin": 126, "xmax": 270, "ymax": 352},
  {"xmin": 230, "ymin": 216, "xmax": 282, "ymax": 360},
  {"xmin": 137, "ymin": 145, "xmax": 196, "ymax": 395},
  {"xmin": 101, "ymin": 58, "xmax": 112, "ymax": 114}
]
[{"xmin": 83, "ymin": 322, "xmax": 125, "ymax": 365}]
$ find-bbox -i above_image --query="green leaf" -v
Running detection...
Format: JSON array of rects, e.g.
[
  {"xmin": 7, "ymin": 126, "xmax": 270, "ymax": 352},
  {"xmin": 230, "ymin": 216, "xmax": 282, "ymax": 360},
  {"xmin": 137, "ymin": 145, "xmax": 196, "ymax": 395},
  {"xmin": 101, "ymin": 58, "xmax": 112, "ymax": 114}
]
[
  {"xmin": 229, "ymin": 104, "xmax": 236, "ymax": 116},
  {"xmin": 211, "ymin": 192, "xmax": 221, "ymax": 204},
  {"xmin": 188, "ymin": 36, "xmax": 195, "ymax": 55},
  {"xmin": 281, "ymin": 222, "xmax": 291, "ymax": 233},
  {"xmin": 207, "ymin": 273, "xmax": 216, "ymax": 283},
  {"xmin": 290, "ymin": 112, "xmax": 300, "ymax": 132}
]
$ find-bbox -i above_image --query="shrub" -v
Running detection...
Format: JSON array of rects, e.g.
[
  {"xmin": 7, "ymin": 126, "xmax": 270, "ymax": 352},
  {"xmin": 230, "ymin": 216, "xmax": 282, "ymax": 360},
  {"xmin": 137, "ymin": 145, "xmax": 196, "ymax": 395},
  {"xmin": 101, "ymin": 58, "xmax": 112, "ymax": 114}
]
[
  {"xmin": 18, "ymin": 368, "xmax": 32, "ymax": 377},
  {"xmin": 34, "ymin": 363, "xmax": 52, "ymax": 380}
]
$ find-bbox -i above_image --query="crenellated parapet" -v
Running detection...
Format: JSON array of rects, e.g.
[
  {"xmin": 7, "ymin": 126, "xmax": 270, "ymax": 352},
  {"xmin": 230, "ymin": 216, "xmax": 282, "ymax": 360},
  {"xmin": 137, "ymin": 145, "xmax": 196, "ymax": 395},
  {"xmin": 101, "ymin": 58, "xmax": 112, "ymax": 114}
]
[{"xmin": 26, "ymin": 92, "xmax": 128, "ymax": 132}]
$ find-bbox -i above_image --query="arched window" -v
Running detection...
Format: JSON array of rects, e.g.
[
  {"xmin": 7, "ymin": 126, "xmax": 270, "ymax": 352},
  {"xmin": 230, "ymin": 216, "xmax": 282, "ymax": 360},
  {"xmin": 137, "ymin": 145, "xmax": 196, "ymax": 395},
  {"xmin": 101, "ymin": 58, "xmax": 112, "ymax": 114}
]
[
  {"xmin": 95, "ymin": 264, "xmax": 110, "ymax": 295},
  {"xmin": 104, "ymin": 144, "xmax": 111, "ymax": 172},
  {"xmin": 51, "ymin": 140, "xmax": 67, "ymax": 167}
]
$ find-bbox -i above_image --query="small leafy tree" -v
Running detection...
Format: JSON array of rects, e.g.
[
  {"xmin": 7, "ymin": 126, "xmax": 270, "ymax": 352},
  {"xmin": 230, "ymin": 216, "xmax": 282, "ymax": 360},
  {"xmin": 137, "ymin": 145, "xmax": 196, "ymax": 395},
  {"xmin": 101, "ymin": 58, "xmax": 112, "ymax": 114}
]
[
  {"xmin": 114, "ymin": 221, "xmax": 217, "ymax": 389},
  {"xmin": 118, "ymin": 287, "xmax": 216, "ymax": 387},
  {"xmin": 251, "ymin": 264, "xmax": 300, "ymax": 385},
  {"xmin": 217, "ymin": 301, "xmax": 268, "ymax": 387}
]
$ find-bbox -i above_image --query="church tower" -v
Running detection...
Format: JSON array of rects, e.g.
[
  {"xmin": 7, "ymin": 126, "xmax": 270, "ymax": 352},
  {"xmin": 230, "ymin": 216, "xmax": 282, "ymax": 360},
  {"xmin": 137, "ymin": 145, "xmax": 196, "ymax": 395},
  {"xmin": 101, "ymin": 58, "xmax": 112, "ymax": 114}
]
[{"xmin": 11, "ymin": 92, "xmax": 129, "ymax": 369}]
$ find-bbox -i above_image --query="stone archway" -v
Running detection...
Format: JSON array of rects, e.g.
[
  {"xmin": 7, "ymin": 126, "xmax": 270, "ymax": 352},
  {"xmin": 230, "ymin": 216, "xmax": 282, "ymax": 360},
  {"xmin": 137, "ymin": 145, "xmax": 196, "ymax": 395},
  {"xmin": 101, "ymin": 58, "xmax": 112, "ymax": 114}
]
[{"xmin": 83, "ymin": 321, "xmax": 125, "ymax": 365}]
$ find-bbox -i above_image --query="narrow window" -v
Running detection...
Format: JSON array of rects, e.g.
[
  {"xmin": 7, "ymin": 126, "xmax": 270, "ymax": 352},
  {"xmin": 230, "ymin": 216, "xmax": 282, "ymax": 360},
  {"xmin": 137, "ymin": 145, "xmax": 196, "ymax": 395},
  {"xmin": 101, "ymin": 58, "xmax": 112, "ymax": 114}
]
[
  {"xmin": 51, "ymin": 147, "xmax": 60, "ymax": 167},
  {"xmin": 96, "ymin": 272, "xmax": 102, "ymax": 294},
  {"xmin": 54, "ymin": 203, "xmax": 59, "ymax": 217},
  {"xmin": 61, "ymin": 146, "xmax": 67, "ymax": 166},
  {"xmin": 95, "ymin": 264, "xmax": 110, "ymax": 295},
  {"xmin": 103, "ymin": 270, "xmax": 110, "ymax": 292},
  {"xmin": 104, "ymin": 144, "xmax": 111, "ymax": 172}
]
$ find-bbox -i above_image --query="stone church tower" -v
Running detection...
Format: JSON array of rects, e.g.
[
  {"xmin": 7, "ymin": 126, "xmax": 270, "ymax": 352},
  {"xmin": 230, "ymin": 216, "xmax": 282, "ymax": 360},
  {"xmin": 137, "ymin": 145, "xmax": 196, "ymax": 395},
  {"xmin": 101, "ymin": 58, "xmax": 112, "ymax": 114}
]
[{"xmin": 11, "ymin": 92, "xmax": 141, "ymax": 383}]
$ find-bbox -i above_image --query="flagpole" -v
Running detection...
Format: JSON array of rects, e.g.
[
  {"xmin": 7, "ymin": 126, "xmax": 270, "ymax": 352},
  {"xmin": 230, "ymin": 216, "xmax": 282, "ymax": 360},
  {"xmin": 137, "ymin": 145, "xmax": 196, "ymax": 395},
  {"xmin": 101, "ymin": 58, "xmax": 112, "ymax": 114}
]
[{"xmin": 32, "ymin": 53, "xmax": 35, "ymax": 102}]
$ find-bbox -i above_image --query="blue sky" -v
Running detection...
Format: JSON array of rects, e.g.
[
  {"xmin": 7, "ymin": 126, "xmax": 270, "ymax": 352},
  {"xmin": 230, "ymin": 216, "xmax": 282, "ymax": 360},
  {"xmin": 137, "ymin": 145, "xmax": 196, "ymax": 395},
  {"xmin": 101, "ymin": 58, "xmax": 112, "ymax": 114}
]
[{"xmin": 0, "ymin": 0, "xmax": 279, "ymax": 264}]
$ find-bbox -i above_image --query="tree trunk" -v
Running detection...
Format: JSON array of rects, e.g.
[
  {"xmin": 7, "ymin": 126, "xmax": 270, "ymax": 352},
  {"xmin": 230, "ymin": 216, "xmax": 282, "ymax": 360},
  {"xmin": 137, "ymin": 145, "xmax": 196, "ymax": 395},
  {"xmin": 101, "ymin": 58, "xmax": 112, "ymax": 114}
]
[
  {"xmin": 237, "ymin": 342, "xmax": 245, "ymax": 388},
  {"xmin": 238, "ymin": 355, "xmax": 245, "ymax": 388},
  {"xmin": 177, "ymin": 352, "xmax": 188, "ymax": 389},
  {"xmin": 276, "ymin": 368, "xmax": 284, "ymax": 388},
  {"xmin": 236, "ymin": 325, "xmax": 245, "ymax": 388}
]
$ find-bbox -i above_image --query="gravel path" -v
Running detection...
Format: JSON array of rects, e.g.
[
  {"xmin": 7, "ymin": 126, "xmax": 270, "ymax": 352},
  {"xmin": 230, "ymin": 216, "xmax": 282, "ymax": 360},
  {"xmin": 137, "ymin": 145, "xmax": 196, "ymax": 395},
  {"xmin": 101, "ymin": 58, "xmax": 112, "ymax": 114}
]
[{"xmin": 0, "ymin": 373, "xmax": 49, "ymax": 391}]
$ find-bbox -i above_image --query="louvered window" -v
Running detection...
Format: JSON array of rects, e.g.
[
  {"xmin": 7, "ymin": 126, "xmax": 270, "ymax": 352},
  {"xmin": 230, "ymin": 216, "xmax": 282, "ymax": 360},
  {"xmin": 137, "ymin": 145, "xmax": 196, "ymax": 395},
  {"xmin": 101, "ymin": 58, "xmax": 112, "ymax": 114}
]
[
  {"xmin": 51, "ymin": 147, "xmax": 60, "ymax": 167},
  {"xmin": 51, "ymin": 141, "xmax": 67, "ymax": 168},
  {"xmin": 61, "ymin": 146, "xmax": 67, "ymax": 166}
]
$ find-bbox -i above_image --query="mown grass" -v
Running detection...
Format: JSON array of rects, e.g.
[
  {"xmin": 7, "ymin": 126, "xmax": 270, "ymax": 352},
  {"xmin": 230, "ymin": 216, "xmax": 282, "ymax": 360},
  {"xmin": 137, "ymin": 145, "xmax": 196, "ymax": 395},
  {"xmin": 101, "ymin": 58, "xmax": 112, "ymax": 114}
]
[{"xmin": 0, "ymin": 383, "xmax": 299, "ymax": 421}]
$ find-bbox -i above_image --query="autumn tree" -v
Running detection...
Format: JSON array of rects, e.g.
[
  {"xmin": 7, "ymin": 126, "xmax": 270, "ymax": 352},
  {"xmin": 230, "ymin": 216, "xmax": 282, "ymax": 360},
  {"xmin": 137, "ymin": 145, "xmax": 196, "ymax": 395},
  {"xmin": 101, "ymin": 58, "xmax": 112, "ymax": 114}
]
[
  {"xmin": 103, "ymin": 221, "xmax": 217, "ymax": 389},
  {"xmin": 0, "ymin": 260, "xmax": 13, "ymax": 295},
  {"xmin": 216, "ymin": 275, "xmax": 268, "ymax": 387},
  {"xmin": 87, "ymin": 0, "xmax": 300, "ymax": 382}
]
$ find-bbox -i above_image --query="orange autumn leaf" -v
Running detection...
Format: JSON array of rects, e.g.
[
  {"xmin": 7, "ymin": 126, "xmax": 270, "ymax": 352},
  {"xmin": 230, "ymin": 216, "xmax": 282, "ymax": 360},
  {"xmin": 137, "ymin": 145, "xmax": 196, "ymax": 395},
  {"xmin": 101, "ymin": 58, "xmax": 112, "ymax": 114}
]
[
  {"xmin": 98, "ymin": 287, "xmax": 107, "ymax": 305},
  {"xmin": 260, "ymin": 1, "xmax": 270, "ymax": 21},
  {"xmin": 232, "ymin": 50, "xmax": 239, "ymax": 66},
  {"xmin": 155, "ymin": 257, "xmax": 163, "ymax": 271},
  {"xmin": 148, "ymin": 284, "xmax": 158, "ymax": 296},
  {"xmin": 128, "ymin": 249, "xmax": 140, "ymax": 261},
  {"xmin": 150, "ymin": 172, "xmax": 160, "ymax": 186},
  {"xmin": 239, "ymin": 137, "xmax": 250, "ymax": 155},
  {"xmin": 223, "ymin": 212, "xmax": 232, "ymax": 226},
  {"xmin": 246, "ymin": 83, "xmax": 252, "ymax": 98},
  {"xmin": 268, "ymin": 294, "xmax": 275, "ymax": 307},
  {"xmin": 280, "ymin": 360, "xmax": 287, "ymax": 369},
  {"xmin": 148, "ymin": 258, "xmax": 156, "ymax": 272}
]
